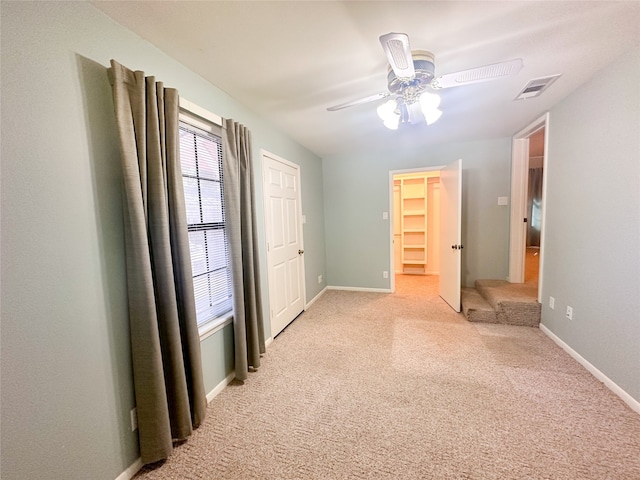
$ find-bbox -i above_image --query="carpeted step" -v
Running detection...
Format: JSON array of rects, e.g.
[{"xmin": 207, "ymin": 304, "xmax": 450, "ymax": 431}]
[
  {"xmin": 461, "ymin": 287, "xmax": 497, "ymax": 323},
  {"xmin": 475, "ymin": 279, "xmax": 541, "ymax": 327}
]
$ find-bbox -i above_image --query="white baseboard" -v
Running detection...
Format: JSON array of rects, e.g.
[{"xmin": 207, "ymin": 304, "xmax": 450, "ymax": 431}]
[
  {"xmin": 327, "ymin": 285, "xmax": 392, "ymax": 293},
  {"xmin": 114, "ymin": 369, "xmax": 234, "ymax": 480},
  {"xmin": 115, "ymin": 457, "xmax": 142, "ymax": 480},
  {"xmin": 265, "ymin": 336, "xmax": 273, "ymax": 348},
  {"xmin": 540, "ymin": 323, "xmax": 640, "ymax": 415},
  {"xmin": 206, "ymin": 371, "xmax": 236, "ymax": 404},
  {"xmin": 306, "ymin": 286, "xmax": 327, "ymax": 309}
]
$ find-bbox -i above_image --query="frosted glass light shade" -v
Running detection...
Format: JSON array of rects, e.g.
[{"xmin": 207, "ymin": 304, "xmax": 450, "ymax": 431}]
[
  {"xmin": 423, "ymin": 108, "xmax": 442, "ymax": 125},
  {"xmin": 377, "ymin": 99, "xmax": 397, "ymax": 120},
  {"xmin": 419, "ymin": 92, "xmax": 442, "ymax": 125},
  {"xmin": 419, "ymin": 91, "xmax": 441, "ymax": 110},
  {"xmin": 377, "ymin": 99, "xmax": 400, "ymax": 129},
  {"xmin": 383, "ymin": 115, "xmax": 400, "ymax": 130}
]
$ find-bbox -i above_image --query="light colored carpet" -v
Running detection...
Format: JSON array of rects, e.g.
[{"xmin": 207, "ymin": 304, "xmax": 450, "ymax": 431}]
[
  {"xmin": 135, "ymin": 275, "xmax": 640, "ymax": 479},
  {"xmin": 475, "ymin": 279, "xmax": 541, "ymax": 327}
]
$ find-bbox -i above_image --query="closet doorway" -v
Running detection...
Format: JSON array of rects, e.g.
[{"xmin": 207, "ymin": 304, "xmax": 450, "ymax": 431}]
[{"xmin": 390, "ymin": 168, "xmax": 441, "ymax": 292}]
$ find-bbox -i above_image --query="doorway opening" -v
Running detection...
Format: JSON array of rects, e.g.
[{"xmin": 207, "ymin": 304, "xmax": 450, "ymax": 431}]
[
  {"xmin": 390, "ymin": 167, "xmax": 441, "ymax": 294},
  {"xmin": 525, "ymin": 128, "xmax": 544, "ymax": 287},
  {"xmin": 509, "ymin": 113, "xmax": 549, "ymax": 302},
  {"xmin": 390, "ymin": 161, "xmax": 462, "ymax": 310}
]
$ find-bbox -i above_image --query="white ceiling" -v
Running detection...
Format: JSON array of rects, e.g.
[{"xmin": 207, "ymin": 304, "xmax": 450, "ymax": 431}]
[{"xmin": 93, "ymin": 1, "xmax": 640, "ymax": 158}]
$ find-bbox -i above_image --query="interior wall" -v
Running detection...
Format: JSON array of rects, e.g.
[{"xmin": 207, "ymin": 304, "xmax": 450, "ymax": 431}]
[
  {"xmin": 542, "ymin": 45, "xmax": 640, "ymax": 402},
  {"xmin": 0, "ymin": 3, "xmax": 325, "ymax": 480},
  {"xmin": 323, "ymin": 138, "xmax": 512, "ymax": 289}
]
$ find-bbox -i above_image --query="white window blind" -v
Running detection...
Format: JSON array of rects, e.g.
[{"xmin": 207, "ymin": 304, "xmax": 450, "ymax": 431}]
[{"xmin": 179, "ymin": 120, "xmax": 233, "ymax": 329}]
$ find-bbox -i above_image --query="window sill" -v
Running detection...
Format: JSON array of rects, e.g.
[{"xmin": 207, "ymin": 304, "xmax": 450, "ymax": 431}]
[{"xmin": 199, "ymin": 314, "xmax": 233, "ymax": 341}]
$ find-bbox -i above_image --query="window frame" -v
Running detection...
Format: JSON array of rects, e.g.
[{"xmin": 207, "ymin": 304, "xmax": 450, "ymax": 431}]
[{"xmin": 178, "ymin": 100, "xmax": 233, "ymax": 341}]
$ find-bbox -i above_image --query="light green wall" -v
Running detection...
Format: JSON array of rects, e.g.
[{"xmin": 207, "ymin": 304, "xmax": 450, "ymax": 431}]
[
  {"xmin": 542, "ymin": 46, "xmax": 640, "ymax": 401},
  {"xmin": 0, "ymin": 2, "xmax": 324, "ymax": 479},
  {"xmin": 323, "ymin": 138, "xmax": 512, "ymax": 289}
]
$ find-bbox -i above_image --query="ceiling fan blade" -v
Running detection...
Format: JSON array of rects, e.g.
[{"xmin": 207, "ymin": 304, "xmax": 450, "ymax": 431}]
[
  {"xmin": 379, "ymin": 32, "xmax": 415, "ymax": 80},
  {"xmin": 432, "ymin": 58, "xmax": 524, "ymax": 89},
  {"xmin": 327, "ymin": 92, "xmax": 390, "ymax": 111}
]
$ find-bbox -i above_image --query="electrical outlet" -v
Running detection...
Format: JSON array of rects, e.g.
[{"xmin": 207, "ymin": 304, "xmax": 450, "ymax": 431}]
[
  {"xmin": 549, "ymin": 296, "xmax": 555, "ymax": 309},
  {"xmin": 318, "ymin": 274, "xmax": 323, "ymax": 284},
  {"xmin": 566, "ymin": 306, "xmax": 573, "ymax": 320},
  {"xmin": 130, "ymin": 407, "xmax": 138, "ymax": 431},
  {"xmin": 383, "ymin": 271, "xmax": 389, "ymax": 279}
]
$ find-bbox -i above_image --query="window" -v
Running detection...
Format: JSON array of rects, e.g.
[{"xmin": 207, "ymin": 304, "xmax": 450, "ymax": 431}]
[{"xmin": 179, "ymin": 114, "xmax": 233, "ymax": 337}]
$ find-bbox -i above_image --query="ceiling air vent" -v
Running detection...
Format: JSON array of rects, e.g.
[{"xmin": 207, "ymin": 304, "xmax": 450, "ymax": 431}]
[{"xmin": 514, "ymin": 74, "xmax": 561, "ymax": 100}]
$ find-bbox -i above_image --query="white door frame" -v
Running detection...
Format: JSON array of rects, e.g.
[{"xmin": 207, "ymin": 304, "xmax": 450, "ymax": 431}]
[
  {"xmin": 389, "ymin": 165, "xmax": 444, "ymax": 293},
  {"xmin": 508, "ymin": 112, "xmax": 549, "ymax": 302},
  {"xmin": 261, "ymin": 149, "xmax": 306, "ymax": 337}
]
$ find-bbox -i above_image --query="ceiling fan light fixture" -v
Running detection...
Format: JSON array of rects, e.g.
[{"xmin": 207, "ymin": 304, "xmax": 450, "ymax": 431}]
[
  {"xmin": 383, "ymin": 115, "xmax": 400, "ymax": 130},
  {"xmin": 423, "ymin": 108, "xmax": 442, "ymax": 125},
  {"xmin": 377, "ymin": 99, "xmax": 400, "ymax": 129},
  {"xmin": 377, "ymin": 99, "xmax": 397, "ymax": 120},
  {"xmin": 418, "ymin": 91, "xmax": 442, "ymax": 125},
  {"xmin": 419, "ymin": 91, "xmax": 441, "ymax": 110}
]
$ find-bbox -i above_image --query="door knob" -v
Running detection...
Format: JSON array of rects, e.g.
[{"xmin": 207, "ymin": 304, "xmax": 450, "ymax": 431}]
[{"xmin": 298, "ymin": 249, "xmax": 304, "ymax": 255}]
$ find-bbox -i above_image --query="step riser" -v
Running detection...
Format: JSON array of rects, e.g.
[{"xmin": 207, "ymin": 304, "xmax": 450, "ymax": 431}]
[
  {"xmin": 461, "ymin": 281, "xmax": 541, "ymax": 327},
  {"xmin": 497, "ymin": 303, "xmax": 541, "ymax": 327}
]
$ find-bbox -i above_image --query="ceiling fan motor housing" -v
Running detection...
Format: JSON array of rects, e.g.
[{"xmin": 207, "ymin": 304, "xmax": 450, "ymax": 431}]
[{"xmin": 387, "ymin": 50, "xmax": 436, "ymax": 101}]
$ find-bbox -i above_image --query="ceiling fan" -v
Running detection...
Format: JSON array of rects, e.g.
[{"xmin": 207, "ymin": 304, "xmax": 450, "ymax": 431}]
[{"xmin": 327, "ymin": 32, "xmax": 524, "ymax": 130}]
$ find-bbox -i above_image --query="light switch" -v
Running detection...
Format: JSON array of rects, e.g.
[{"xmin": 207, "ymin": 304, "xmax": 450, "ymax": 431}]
[
  {"xmin": 498, "ymin": 196, "xmax": 508, "ymax": 206},
  {"xmin": 382, "ymin": 212, "xmax": 389, "ymax": 220}
]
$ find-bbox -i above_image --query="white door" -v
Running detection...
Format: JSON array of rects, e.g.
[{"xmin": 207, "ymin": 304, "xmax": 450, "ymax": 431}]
[
  {"xmin": 439, "ymin": 159, "xmax": 462, "ymax": 312},
  {"xmin": 263, "ymin": 152, "xmax": 305, "ymax": 337}
]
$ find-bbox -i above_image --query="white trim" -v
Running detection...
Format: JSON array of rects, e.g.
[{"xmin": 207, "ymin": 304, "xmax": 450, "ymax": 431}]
[
  {"xmin": 537, "ymin": 114, "xmax": 550, "ymax": 304},
  {"xmin": 179, "ymin": 97, "xmax": 222, "ymax": 126},
  {"xmin": 327, "ymin": 285, "xmax": 392, "ymax": 293},
  {"xmin": 265, "ymin": 336, "xmax": 274, "ymax": 348},
  {"xmin": 260, "ymin": 149, "xmax": 303, "ymax": 171},
  {"xmin": 305, "ymin": 286, "xmax": 327, "ymax": 309},
  {"xmin": 199, "ymin": 315, "xmax": 233, "ymax": 342},
  {"xmin": 540, "ymin": 324, "xmax": 640, "ymax": 415},
  {"xmin": 114, "ymin": 458, "xmax": 143, "ymax": 480},
  {"xmin": 206, "ymin": 371, "xmax": 236, "ymax": 404}
]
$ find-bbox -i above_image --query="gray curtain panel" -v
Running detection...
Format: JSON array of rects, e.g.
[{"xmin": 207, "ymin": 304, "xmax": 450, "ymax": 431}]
[
  {"xmin": 108, "ymin": 60, "xmax": 207, "ymax": 464},
  {"xmin": 222, "ymin": 119, "xmax": 266, "ymax": 381}
]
